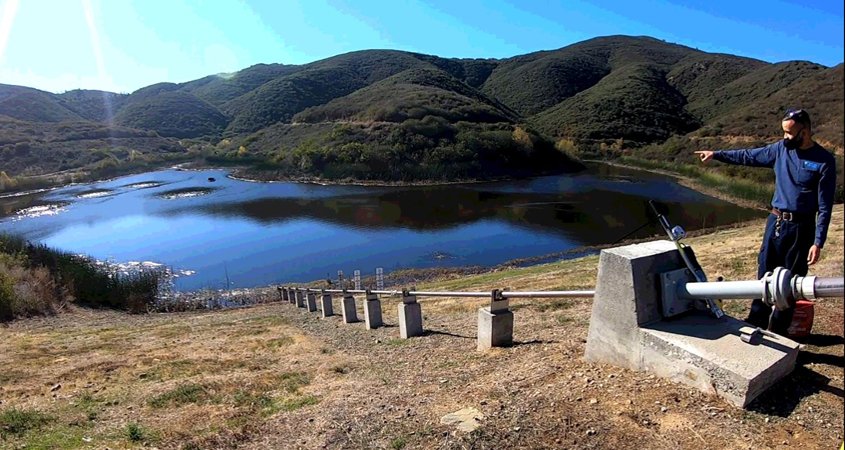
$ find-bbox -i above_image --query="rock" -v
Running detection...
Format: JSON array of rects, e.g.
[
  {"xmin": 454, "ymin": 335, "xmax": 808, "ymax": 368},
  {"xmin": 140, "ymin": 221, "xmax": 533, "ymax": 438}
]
[
  {"xmin": 50, "ymin": 384, "xmax": 61, "ymax": 392},
  {"xmin": 660, "ymin": 407, "xmax": 668, "ymax": 413},
  {"xmin": 589, "ymin": 398, "xmax": 598, "ymax": 405},
  {"xmin": 586, "ymin": 429, "xmax": 597, "ymax": 436},
  {"xmin": 440, "ymin": 407, "xmax": 484, "ymax": 433}
]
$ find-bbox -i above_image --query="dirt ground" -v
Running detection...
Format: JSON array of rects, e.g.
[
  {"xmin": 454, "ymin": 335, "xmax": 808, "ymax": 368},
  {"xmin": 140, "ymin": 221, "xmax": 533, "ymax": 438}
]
[{"xmin": 1, "ymin": 206, "xmax": 842, "ymax": 449}]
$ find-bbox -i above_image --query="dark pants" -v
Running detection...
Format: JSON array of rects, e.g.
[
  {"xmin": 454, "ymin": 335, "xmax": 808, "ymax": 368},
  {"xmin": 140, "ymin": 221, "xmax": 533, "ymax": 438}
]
[{"xmin": 746, "ymin": 213, "xmax": 816, "ymax": 334}]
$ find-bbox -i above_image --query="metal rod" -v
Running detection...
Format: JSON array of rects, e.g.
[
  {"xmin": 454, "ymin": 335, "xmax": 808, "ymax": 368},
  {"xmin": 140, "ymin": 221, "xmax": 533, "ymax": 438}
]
[
  {"xmin": 407, "ymin": 291, "xmax": 491, "ymax": 297},
  {"xmin": 501, "ymin": 290, "xmax": 595, "ymax": 298},
  {"xmin": 295, "ymin": 288, "xmax": 596, "ymax": 299},
  {"xmin": 680, "ymin": 280, "xmax": 764, "ymax": 300},
  {"xmin": 370, "ymin": 290, "xmax": 402, "ymax": 296}
]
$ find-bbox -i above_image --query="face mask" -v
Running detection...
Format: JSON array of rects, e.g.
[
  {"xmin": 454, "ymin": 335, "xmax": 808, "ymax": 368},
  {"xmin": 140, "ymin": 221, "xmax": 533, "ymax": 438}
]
[{"xmin": 784, "ymin": 130, "xmax": 802, "ymax": 149}]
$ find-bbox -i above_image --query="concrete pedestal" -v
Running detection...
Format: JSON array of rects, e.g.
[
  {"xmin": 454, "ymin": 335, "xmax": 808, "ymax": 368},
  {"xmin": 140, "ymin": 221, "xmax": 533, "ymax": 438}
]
[
  {"xmin": 584, "ymin": 240, "xmax": 799, "ymax": 407},
  {"xmin": 477, "ymin": 307, "xmax": 513, "ymax": 351},
  {"xmin": 364, "ymin": 292, "xmax": 383, "ymax": 329},
  {"xmin": 306, "ymin": 292, "xmax": 318, "ymax": 312},
  {"xmin": 398, "ymin": 294, "xmax": 423, "ymax": 338},
  {"xmin": 342, "ymin": 294, "xmax": 359, "ymax": 323},
  {"xmin": 321, "ymin": 293, "xmax": 334, "ymax": 318}
]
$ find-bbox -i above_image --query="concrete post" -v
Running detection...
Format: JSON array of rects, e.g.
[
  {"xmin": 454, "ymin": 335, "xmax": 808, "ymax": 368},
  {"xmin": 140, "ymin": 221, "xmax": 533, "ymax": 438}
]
[
  {"xmin": 306, "ymin": 291, "xmax": 318, "ymax": 312},
  {"xmin": 320, "ymin": 290, "xmax": 334, "ymax": 318},
  {"xmin": 341, "ymin": 292, "xmax": 359, "ymax": 323},
  {"xmin": 364, "ymin": 290, "xmax": 383, "ymax": 330},
  {"xmin": 295, "ymin": 289, "xmax": 305, "ymax": 308},
  {"xmin": 281, "ymin": 287, "xmax": 289, "ymax": 302},
  {"xmin": 477, "ymin": 289, "xmax": 513, "ymax": 351},
  {"xmin": 398, "ymin": 290, "xmax": 423, "ymax": 338},
  {"xmin": 584, "ymin": 240, "xmax": 800, "ymax": 408},
  {"xmin": 287, "ymin": 288, "xmax": 296, "ymax": 304}
]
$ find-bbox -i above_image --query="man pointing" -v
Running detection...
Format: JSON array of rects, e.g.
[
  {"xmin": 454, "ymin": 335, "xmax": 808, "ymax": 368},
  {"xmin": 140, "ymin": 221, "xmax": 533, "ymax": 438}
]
[{"xmin": 695, "ymin": 108, "xmax": 836, "ymax": 335}]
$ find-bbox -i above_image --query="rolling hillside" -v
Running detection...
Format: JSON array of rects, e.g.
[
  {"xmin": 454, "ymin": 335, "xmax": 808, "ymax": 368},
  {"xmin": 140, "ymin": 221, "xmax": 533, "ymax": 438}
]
[{"xmin": 0, "ymin": 35, "xmax": 842, "ymax": 187}]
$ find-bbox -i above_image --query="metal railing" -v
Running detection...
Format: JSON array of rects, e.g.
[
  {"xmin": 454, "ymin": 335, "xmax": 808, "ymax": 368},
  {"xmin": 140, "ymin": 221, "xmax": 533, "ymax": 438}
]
[{"xmin": 308, "ymin": 288, "xmax": 596, "ymax": 299}]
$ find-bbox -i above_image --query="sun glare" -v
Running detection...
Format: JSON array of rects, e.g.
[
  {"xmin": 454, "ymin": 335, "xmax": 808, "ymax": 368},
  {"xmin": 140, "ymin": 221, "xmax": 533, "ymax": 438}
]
[
  {"xmin": 81, "ymin": 0, "xmax": 115, "ymax": 125},
  {"xmin": 0, "ymin": 0, "xmax": 20, "ymax": 63}
]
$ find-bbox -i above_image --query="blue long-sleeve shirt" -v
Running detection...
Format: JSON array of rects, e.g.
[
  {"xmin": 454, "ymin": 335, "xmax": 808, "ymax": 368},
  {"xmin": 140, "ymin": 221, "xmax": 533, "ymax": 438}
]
[{"xmin": 714, "ymin": 139, "xmax": 836, "ymax": 248}]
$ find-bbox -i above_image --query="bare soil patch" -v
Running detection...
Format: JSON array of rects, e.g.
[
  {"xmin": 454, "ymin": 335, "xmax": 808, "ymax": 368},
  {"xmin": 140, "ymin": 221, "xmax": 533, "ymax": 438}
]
[{"xmin": 1, "ymin": 207, "xmax": 842, "ymax": 449}]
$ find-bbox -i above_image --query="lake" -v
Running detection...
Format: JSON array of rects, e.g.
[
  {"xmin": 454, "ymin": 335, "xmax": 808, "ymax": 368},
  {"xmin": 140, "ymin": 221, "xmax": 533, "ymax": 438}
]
[{"xmin": 0, "ymin": 164, "xmax": 763, "ymax": 291}]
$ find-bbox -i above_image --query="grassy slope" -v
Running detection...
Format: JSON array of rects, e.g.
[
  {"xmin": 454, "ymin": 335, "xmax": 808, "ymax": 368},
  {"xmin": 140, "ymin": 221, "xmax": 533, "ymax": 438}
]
[{"xmin": 1, "ymin": 204, "xmax": 841, "ymax": 449}]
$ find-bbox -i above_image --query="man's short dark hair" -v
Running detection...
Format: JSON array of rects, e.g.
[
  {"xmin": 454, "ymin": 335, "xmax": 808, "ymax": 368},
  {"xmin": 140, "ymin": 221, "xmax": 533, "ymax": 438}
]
[{"xmin": 783, "ymin": 108, "xmax": 812, "ymax": 129}]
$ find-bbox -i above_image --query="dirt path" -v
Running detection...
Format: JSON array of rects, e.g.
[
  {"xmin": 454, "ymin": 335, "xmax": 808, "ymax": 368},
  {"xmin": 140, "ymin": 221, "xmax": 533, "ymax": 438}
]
[{"xmin": 1, "ymin": 207, "xmax": 842, "ymax": 449}]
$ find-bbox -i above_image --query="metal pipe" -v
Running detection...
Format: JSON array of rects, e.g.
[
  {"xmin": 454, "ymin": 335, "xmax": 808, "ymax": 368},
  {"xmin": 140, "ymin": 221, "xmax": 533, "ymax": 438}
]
[
  {"xmin": 814, "ymin": 277, "xmax": 844, "ymax": 298},
  {"xmin": 679, "ymin": 280, "xmax": 764, "ymax": 300},
  {"xmin": 679, "ymin": 267, "xmax": 844, "ymax": 312},
  {"xmin": 501, "ymin": 290, "xmax": 595, "ymax": 298},
  {"xmin": 407, "ymin": 291, "xmax": 490, "ymax": 298},
  {"xmin": 370, "ymin": 290, "xmax": 402, "ymax": 296}
]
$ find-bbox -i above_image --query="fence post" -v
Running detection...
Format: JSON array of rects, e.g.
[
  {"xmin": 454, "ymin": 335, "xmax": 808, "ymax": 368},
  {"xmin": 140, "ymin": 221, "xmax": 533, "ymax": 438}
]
[
  {"xmin": 364, "ymin": 290, "xmax": 383, "ymax": 329},
  {"xmin": 341, "ymin": 290, "xmax": 359, "ymax": 323},
  {"xmin": 321, "ymin": 290, "xmax": 334, "ymax": 318},
  {"xmin": 477, "ymin": 289, "xmax": 513, "ymax": 351},
  {"xmin": 398, "ymin": 288, "xmax": 423, "ymax": 338},
  {"xmin": 306, "ymin": 290, "xmax": 318, "ymax": 312}
]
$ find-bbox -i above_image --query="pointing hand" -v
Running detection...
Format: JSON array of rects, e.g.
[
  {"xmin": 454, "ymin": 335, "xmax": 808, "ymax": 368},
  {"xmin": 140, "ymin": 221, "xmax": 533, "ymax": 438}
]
[{"xmin": 694, "ymin": 151, "xmax": 714, "ymax": 163}]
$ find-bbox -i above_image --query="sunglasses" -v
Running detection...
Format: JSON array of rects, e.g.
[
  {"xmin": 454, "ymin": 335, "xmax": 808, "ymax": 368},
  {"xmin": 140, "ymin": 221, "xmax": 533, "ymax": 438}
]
[{"xmin": 783, "ymin": 108, "xmax": 807, "ymax": 121}]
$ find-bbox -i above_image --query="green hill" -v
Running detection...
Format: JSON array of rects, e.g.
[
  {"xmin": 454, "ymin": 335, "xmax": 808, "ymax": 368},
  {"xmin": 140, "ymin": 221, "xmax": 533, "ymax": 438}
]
[
  {"xmin": 114, "ymin": 90, "xmax": 228, "ymax": 138},
  {"xmin": 0, "ymin": 35, "xmax": 842, "ymax": 189},
  {"xmin": 183, "ymin": 63, "xmax": 302, "ymax": 106},
  {"xmin": 0, "ymin": 85, "xmax": 83, "ymax": 122},
  {"xmin": 57, "ymin": 89, "xmax": 129, "ymax": 122},
  {"xmin": 529, "ymin": 63, "xmax": 698, "ymax": 142},
  {"xmin": 222, "ymin": 50, "xmax": 438, "ymax": 133},
  {"xmin": 293, "ymin": 67, "xmax": 516, "ymax": 124}
]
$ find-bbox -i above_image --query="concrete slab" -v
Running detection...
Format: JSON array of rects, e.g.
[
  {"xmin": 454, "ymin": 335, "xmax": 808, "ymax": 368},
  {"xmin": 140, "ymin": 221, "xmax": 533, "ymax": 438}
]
[
  {"xmin": 584, "ymin": 240, "xmax": 799, "ymax": 408},
  {"xmin": 642, "ymin": 314, "xmax": 799, "ymax": 407}
]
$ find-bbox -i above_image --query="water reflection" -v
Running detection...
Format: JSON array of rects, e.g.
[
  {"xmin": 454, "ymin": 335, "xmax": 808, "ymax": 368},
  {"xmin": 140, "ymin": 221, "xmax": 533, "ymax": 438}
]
[{"xmin": 0, "ymin": 165, "xmax": 764, "ymax": 290}]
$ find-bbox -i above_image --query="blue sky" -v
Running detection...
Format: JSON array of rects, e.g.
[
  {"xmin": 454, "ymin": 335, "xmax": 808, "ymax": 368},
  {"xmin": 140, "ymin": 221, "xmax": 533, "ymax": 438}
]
[{"xmin": 1, "ymin": 0, "xmax": 842, "ymax": 94}]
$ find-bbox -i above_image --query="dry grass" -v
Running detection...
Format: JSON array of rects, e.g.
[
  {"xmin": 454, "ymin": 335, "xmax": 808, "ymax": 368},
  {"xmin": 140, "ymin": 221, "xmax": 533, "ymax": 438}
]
[{"xmin": 0, "ymin": 205, "xmax": 842, "ymax": 449}]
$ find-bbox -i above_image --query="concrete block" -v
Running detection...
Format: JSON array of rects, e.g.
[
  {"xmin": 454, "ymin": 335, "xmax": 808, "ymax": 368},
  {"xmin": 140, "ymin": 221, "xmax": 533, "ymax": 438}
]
[
  {"xmin": 295, "ymin": 290, "xmax": 305, "ymax": 308},
  {"xmin": 398, "ymin": 295, "xmax": 423, "ymax": 338},
  {"xmin": 641, "ymin": 314, "xmax": 799, "ymax": 407},
  {"xmin": 321, "ymin": 293, "xmax": 334, "ymax": 318},
  {"xmin": 306, "ymin": 292, "xmax": 318, "ymax": 312},
  {"xmin": 341, "ymin": 294, "xmax": 359, "ymax": 323},
  {"xmin": 364, "ymin": 292, "xmax": 383, "ymax": 329},
  {"xmin": 288, "ymin": 289, "xmax": 296, "ymax": 304},
  {"xmin": 584, "ymin": 240, "xmax": 682, "ymax": 367},
  {"xmin": 477, "ymin": 307, "xmax": 513, "ymax": 351},
  {"xmin": 584, "ymin": 240, "xmax": 800, "ymax": 408},
  {"xmin": 282, "ymin": 288, "xmax": 289, "ymax": 302}
]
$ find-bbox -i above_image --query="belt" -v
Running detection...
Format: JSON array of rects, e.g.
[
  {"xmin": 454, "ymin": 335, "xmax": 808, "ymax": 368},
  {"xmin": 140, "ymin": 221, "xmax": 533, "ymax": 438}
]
[{"xmin": 771, "ymin": 208, "xmax": 811, "ymax": 222}]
